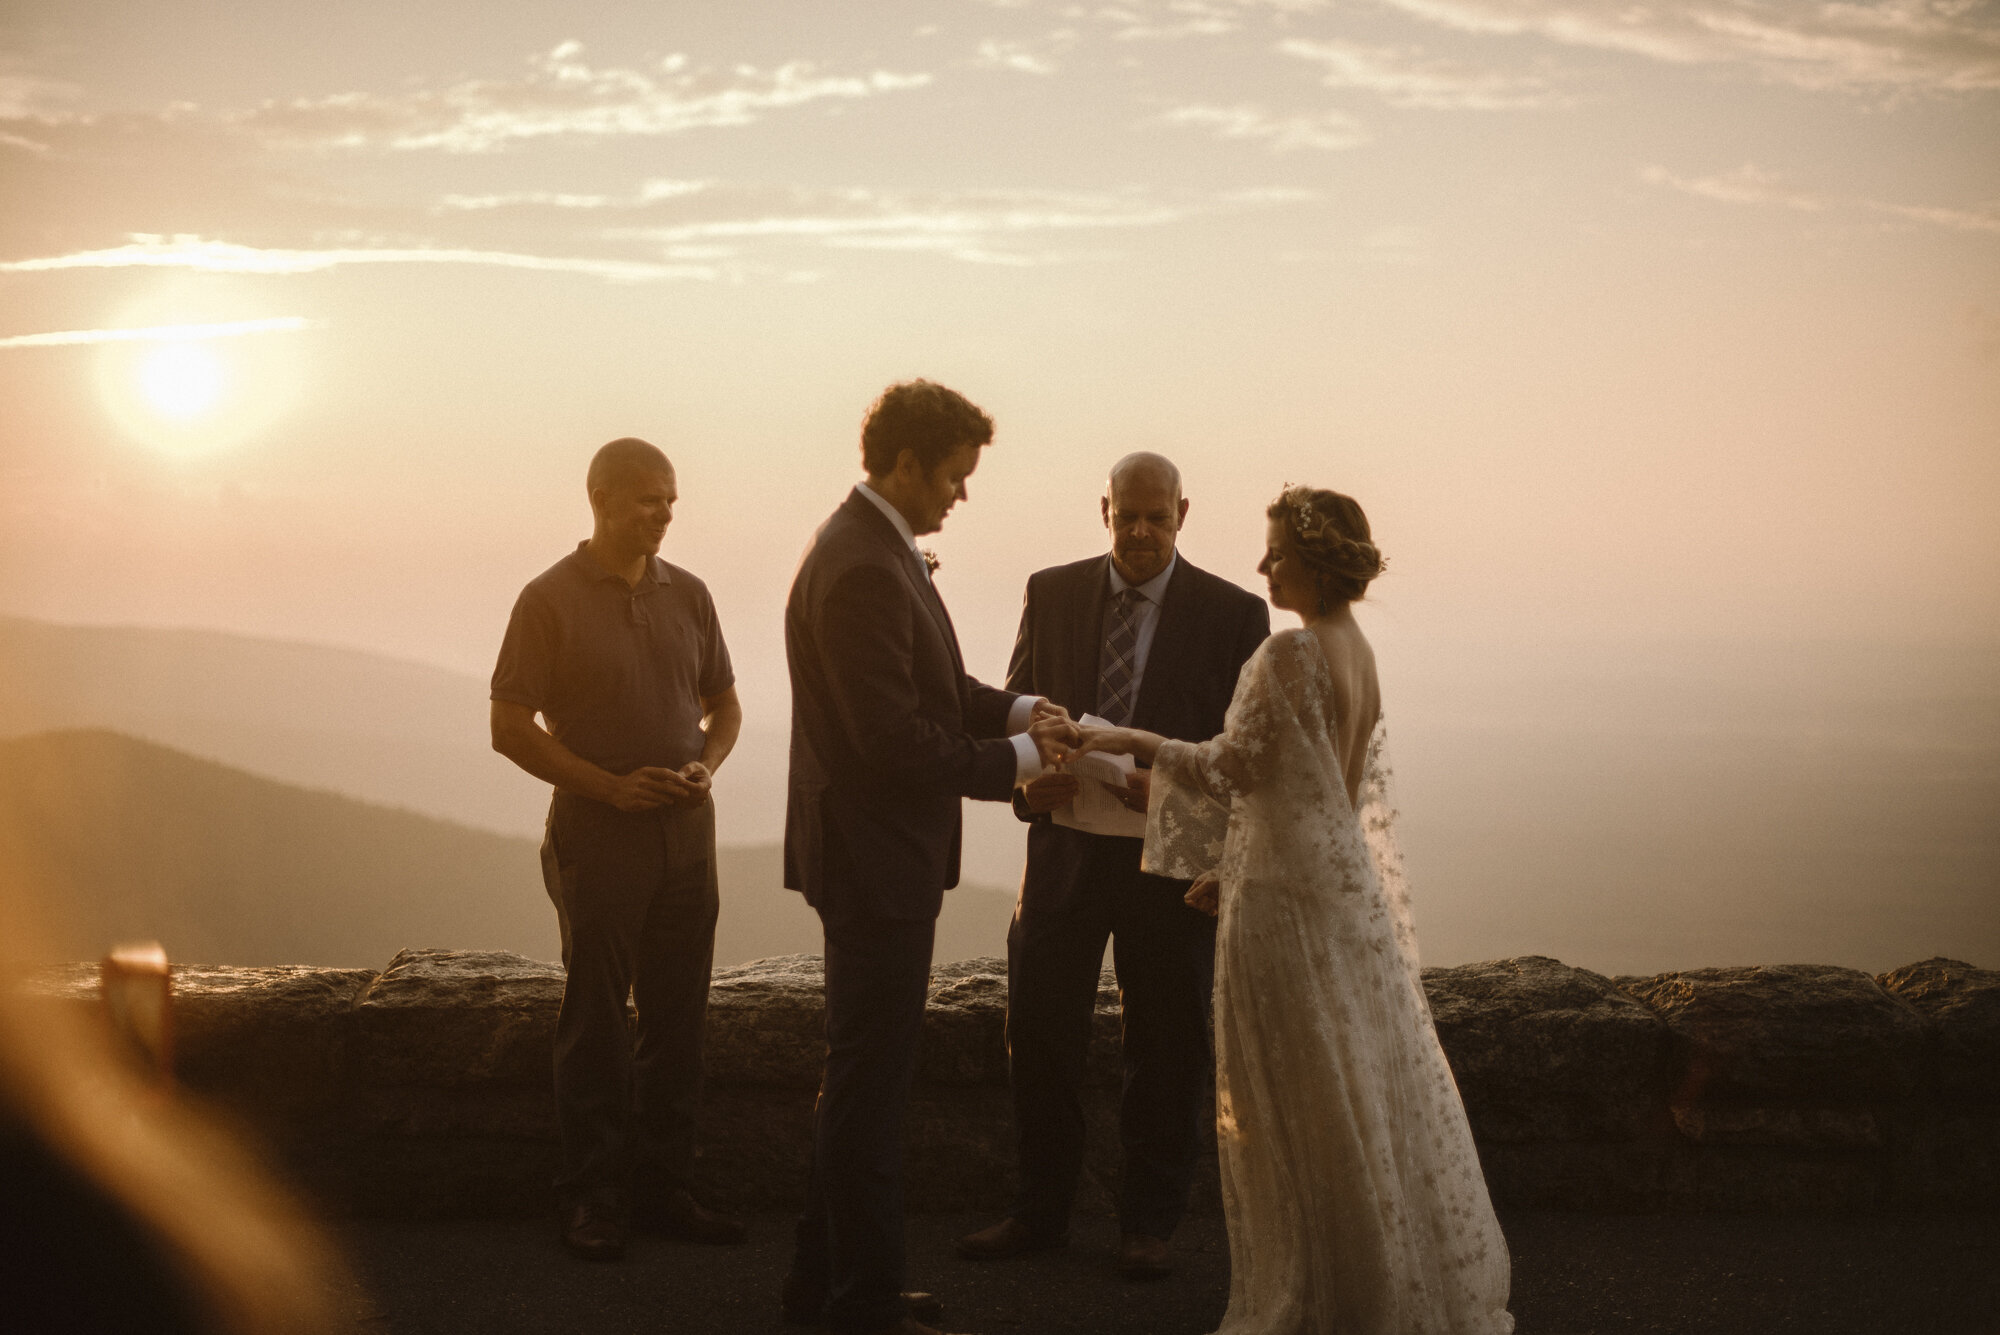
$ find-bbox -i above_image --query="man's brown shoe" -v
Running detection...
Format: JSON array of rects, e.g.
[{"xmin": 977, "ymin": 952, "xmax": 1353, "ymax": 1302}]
[
  {"xmin": 1118, "ymin": 1232, "xmax": 1173, "ymax": 1279},
  {"xmin": 956, "ymin": 1216, "xmax": 1065, "ymax": 1261},
  {"xmin": 560, "ymin": 1202, "xmax": 626, "ymax": 1261},
  {"xmin": 647, "ymin": 1189, "xmax": 747, "ymax": 1245}
]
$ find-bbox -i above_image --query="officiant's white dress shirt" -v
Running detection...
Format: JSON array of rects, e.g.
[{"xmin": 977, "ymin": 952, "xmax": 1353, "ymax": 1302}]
[{"xmin": 856, "ymin": 481, "xmax": 1043, "ymax": 782}]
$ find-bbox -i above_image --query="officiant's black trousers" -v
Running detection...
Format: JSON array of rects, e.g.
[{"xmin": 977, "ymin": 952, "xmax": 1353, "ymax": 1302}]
[
  {"xmin": 542, "ymin": 792, "xmax": 719, "ymax": 1211},
  {"xmin": 790, "ymin": 907, "xmax": 935, "ymax": 1334},
  {"xmin": 1007, "ymin": 835, "xmax": 1215, "ymax": 1240}
]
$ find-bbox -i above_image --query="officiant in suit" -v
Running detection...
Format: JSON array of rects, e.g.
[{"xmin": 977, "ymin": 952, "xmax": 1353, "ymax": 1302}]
[
  {"xmin": 957, "ymin": 453, "xmax": 1268, "ymax": 1279},
  {"xmin": 782, "ymin": 380, "xmax": 1074, "ymax": 1335}
]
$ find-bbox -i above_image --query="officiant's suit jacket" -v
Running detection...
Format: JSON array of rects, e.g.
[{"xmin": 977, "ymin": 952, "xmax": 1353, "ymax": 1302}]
[
  {"xmin": 1006, "ymin": 554, "xmax": 1269, "ymax": 903},
  {"xmin": 785, "ymin": 487, "xmax": 1025, "ymax": 922}
]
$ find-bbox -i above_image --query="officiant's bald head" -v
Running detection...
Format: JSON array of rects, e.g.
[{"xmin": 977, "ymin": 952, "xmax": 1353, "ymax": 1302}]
[{"xmin": 1103, "ymin": 452, "xmax": 1187, "ymax": 585}]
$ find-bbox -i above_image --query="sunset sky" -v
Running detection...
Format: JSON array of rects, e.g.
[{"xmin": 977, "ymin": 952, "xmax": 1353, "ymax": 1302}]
[{"xmin": 2, "ymin": 3, "xmax": 1996, "ymax": 957}]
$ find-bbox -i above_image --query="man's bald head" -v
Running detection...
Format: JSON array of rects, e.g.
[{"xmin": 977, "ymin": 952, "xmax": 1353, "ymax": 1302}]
[
  {"xmin": 1101, "ymin": 452, "xmax": 1188, "ymax": 585},
  {"xmin": 1106, "ymin": 452, "xmax": 1182, "ymax": 507},
  {"xmin": 587, "ymin": 437, "xmax": 674, "ymax": 498}
]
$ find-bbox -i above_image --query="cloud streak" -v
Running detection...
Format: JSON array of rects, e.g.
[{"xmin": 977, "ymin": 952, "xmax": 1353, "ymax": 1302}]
[
  {"xmin": 1280, "ymin": 37, "xmax": 1564, "ymax": 108},
  {"xmin": 611, "ymin": 187, "xmax": 1213, "ymax": 265},
  {"xmin": 437, "ymin": 179, "xmax": 712, "ymax": 212},
  {"xmin": 0, "ymin": 316, "xmax": 319, "ymax": 349},
  {"xmin": 1642, "ymin": 164, "xmax": 2000, "ymax": 234},
  {"xmin": 1158, "ymin": 104, "xmax": 1370, "ymax": 150},
  {"xmin": 0, "ymin": 184, "xmax": 1319, "ymax": 280},
  {"xmin": 236, "ymin": 42, "xmax": 933, "ymax": 153},
  {"xmin": 0, "ymin": 235, "xmax": 719, "ymax": 282},
  {"xmin": 1371, "ymin": 0, "xmax": 2000, "ymax": 94}
]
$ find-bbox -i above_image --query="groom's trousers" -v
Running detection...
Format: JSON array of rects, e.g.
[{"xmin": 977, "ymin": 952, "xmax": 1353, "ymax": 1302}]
[
  {"xmin": 541, "ymin": 791, "xmax": 720, "ymax": 1211},
  {"xmin": 1007, "ymin": 830, "xmax": 1215, "ymax": 1240},
  {"xmin": 791, "ymin": 903, "xmax": 935, "ymax": 1334}
]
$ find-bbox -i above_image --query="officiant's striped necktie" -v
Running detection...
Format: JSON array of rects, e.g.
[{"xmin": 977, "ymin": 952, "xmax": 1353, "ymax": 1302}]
[{"xmin": 1096, "ymin": 587, "xmax": 1144, "ymax": 727}]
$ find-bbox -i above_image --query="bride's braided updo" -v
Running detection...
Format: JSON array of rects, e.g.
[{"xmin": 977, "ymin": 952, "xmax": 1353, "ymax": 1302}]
[{"xmin": 1267, "ymin": 484, "xmax": 1385, "ymax": 608}]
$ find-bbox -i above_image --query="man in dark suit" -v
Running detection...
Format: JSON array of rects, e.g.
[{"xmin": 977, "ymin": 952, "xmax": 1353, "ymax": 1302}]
[
  {"xmin": 958, "ymin": 452, "xmax": 1269, "ymax": 1278},
  {"xmin": 783, "ymin": 381, "xmax": 1074, "ymax": 1335}
]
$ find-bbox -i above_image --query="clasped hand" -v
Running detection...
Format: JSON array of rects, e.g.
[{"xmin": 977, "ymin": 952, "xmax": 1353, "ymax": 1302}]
[
  {"xmin": 603, "ymin": 761, "xmax": 712, "ymax": 812},
  {"xmin": 1021, "ymin": 712, "xmax": 1152, "ymax": 815}
]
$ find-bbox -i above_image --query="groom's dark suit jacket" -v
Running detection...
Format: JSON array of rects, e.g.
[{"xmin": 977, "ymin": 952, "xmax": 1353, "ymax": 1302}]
[
  {"xmin": 785, "ymin": 487, "xmax": 1025, "ymax": 922},
  {"xmin": 1006, "ymin": 554, "xmax": 1270, "ymax": 901}
]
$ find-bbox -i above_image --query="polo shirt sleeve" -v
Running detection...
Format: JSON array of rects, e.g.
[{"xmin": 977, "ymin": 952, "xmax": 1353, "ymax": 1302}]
[
  {"xmin": 490, "ymin": 584, "xmax": 558, "ymax": 710},
  {"xmin": 695, "ymin": 585, "xmax": 735, "ymax": 699}
]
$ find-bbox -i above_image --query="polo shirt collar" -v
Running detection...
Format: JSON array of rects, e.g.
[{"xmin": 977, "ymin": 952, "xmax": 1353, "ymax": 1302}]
[{"xmin": 570, "ymin": 540, "xmax": 671, "ymax": 585}]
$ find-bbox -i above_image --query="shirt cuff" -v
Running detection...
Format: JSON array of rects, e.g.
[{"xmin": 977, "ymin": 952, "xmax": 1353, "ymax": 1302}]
[
  {"xmin": 1010, "ymin": 733, "xmax": 1044, "ymax": 784},
  {"xmin": 1005, "ymin": 694, "xmax": 1043, "ymax": 735}
]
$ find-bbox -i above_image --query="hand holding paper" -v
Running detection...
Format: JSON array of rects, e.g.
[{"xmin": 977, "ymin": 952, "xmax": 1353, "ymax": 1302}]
[{"xmin": 1051, "ymin": 713, "xmax": 1148, "ymax": 838}]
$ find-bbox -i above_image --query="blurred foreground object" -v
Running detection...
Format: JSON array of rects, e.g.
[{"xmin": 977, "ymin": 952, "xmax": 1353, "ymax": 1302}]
[
  {"xmin": 102, "ymin": 941, "xmax": 173, "ymax": 1080},
  {"xmin": 1, "ymin": 886, "xmax": 345, "ymax": 1333}
]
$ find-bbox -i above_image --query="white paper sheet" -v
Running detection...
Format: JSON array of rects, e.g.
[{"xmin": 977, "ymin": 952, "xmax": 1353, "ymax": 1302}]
[{"xmin": 1050, "ymin": 712, "xmax": 1147, "ymax": 839}]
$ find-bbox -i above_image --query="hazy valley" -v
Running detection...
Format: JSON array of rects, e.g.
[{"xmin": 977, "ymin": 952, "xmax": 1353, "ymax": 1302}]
[{"xmin": 2, "ymin": 614, "xmax": 1994, "ymax": 974}]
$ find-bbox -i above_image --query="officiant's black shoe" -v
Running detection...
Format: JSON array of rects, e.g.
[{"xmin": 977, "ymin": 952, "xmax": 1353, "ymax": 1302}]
[
  {"xmin": 560, "ymin": 1202, "xmax": 626, "ymax": 1261},
  {"xmin": 1118, "ymin": 1232, "xmax": 1173, "ymax": 1279},
  {"xmin": 781, "ymin": 1283, "xmax": 942, "ymax": 1327},
  {"xmin": 956, "ymin": 1215, "xmax": 1065, "ymax": 1260},
  {"xmin": 642, "ymin": 1188, "xmax": 747, "ymax": 1245}
]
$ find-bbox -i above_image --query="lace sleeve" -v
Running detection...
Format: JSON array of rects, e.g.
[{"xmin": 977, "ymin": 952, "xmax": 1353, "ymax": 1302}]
[{"xmin": 1141, "ymin": 632, "xmax": 1301, "ymax": 881}]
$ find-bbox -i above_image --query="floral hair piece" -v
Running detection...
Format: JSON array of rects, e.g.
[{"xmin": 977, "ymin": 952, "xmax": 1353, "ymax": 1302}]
[{"xmin": 1274, "ymin": 484, "xmax": 1386, "ymax": 583}]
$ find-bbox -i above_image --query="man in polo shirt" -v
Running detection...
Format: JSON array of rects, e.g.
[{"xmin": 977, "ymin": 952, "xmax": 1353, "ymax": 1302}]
[{"xmin": 490, "ymin": 437, "xmax": 745, "ymax": 1261}]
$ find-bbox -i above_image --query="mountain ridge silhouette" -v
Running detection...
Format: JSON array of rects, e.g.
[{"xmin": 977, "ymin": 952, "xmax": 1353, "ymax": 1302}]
[{"xmin": 0, "ymin": 728, "xmax": 1017, "ymax": 968}]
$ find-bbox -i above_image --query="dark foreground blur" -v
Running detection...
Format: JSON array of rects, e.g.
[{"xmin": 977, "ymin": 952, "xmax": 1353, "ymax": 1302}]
[{"xmin": 326, "ymin": 1208, "xmax": 2000, "ymax": 1335}]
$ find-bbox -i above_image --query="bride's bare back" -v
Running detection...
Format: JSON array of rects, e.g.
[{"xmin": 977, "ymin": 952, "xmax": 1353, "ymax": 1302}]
[{"xmin": 1305, "ymin": 605, "xmax": 1380, "ymax": 813}]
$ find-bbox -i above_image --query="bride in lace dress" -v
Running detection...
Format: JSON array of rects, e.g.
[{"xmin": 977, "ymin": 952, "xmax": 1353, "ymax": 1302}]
[{"xmin": 1071, "ymin": 486, "xmax": 1512, "ymax": 1335}]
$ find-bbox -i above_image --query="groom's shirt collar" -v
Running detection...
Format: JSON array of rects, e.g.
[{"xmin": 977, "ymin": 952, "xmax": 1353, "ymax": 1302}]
[{"xmin": 855, "ymin": 481, "xmax": 920, "ymax": 557}]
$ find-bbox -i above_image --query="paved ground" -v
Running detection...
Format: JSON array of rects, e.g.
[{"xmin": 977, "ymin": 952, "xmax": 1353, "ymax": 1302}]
[{"xmin": 335, "ymin": 1210, "xmax": 2000, "ymax": 1335}]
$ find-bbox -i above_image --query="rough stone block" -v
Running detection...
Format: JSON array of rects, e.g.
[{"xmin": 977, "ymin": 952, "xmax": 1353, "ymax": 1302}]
[
  {"xmin": 338, "ymin": 1136, "xmax": 561, "ymax": 1218},
  {"xmin": 1425, "ymin": 956, "xmax": 1672, "ymax": 1142},
  {"xmin": 1476, "ymin": 1142, "xmax": 1693, "ymax": 1212},
  {"xmin": 18, "ymin": 962, "xmax": 100, "ymax": 1007},
  {"xmin": 351, "ymin": 949, "xmax": 562, "ymax": 1089},
  {"xmin": 1687, "ymin": 1148, "xmax": 1883, "ymax": 1212},
  {"xmin": 1884, "ymin": 1109, "xmax": 2000, "ymax": 1209},
  {"xmin": 920, "ymin": 959, "xmax": 1010, "ymax": 1087},
  {"xmin": 692, "ymin": 1084, "xmax": 819, "ymax": 1213},
  {"xmin": 346, "ymin": 1086, "xmax": 554, "ymax": 1139},
  {"xmin": 704, "ymin": 954, "xmax": 827, "ymax": 1088},
  {"xmin": 1878, "ymin": 957, "xmax": 2000, "ymax": 1101},
  {"xmin": 1672, "ymin": 1106, "xmax": 1881, "ymax": 1148},
  {"xmin": 904, "ymin": 1086, "xmax": 1022, "ymax": 1212},
  {"xmin": 172, "ymin": 964, "xmax": 375, "ymax": 1122},
  {"xmin": 1620, "ymin": 964, "xmax": 1926, "ymax": 1105}
]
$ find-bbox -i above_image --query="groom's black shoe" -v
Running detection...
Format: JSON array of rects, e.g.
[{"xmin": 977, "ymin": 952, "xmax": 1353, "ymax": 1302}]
[
  {"xmin": 956, "ymin": 1216, "xmax": 1066, "ymax": 1261},
  {"xmin": 780, "ymin": 1278, "xmax": 942, "ymax": 1328}
]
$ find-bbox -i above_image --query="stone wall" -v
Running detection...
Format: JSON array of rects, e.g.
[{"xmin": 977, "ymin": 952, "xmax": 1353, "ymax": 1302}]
[{"xmin": 28, "ymin": 951, "xmax": 1999, "ymax": 1217}]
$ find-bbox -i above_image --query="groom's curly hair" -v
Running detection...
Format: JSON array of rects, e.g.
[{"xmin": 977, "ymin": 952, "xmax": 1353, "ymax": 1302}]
[
  {"xmin": 861, "ymin": 380, "xmax": 995, "ymax": 478},
  {"xmin": 1268, "ymin": 485, "xmax": 1386, "ymax": 608}
]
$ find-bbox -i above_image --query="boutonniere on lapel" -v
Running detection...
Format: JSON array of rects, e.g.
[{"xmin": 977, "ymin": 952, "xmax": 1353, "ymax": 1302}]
[{"xmin": 920, "ymin": 548, "xmax": 941, "ymax": 577}]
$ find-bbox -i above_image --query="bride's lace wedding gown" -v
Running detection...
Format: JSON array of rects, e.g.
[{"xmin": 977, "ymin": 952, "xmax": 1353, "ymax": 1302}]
[{"xmin": 1145, "ymin": 627, "xmax": 1513, "ymax": 1335}]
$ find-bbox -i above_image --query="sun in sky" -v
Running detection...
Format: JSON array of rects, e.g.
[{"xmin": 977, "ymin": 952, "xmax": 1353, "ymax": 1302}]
[
  {"xmin": 136, "ymin": 339, "xmax": 227, "ymax": 420},
  {"xmin": 87, "ymin": 312, "xmax": 309, "ymax": 460}
]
